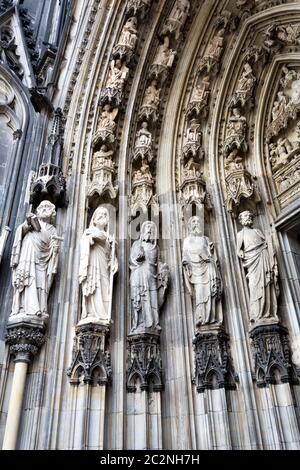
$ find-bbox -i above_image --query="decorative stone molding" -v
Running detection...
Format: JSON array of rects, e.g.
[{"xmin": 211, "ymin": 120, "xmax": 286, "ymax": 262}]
[
  {"xmin": 67, "ymin": 323, "xmax": 112, "ymax": 386},
  {"xmin": 193, "ymin": 327, "xmax": 238, "ymax": 393},
  {"xmin": 126, "ymin": 332, "xmax": 163, "ymax": 392},
  {"xmin": 5, "ymin": 322, "xmax": 46, "ymax": 363},
  {"xmin": 249, "ymin": 324, "xmax": 299, "ymax": 388}
]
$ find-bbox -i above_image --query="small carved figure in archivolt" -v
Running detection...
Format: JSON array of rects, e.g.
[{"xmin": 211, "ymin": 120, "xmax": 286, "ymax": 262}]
[
  {"xmin": 187, "ymin": 77, "xmax": 210, "ymax": 118},
  {"xmin": 93, "ymin": 105, "xmax": 118, "ymax": 147},
  {"xmin": 162, "ymin": 0, "xmax": 190, "ymax": 39},
  {"xmin": 113, "ymin": 17, "xmax": 138, "ymax": 60},
  {"xmin": 224, "ymin": 107, "xmax": 248, "ymax": 157},
  {"xmin": 150, "ymin": 36, "xmax": 176, "ymax": 80},
  {"xmin": 133, "ymin": 122, "xmax": 153, "ymax": 162},
  {"xmin": 139, "ymin": 80, "xmax": 161, "ymax": 122},
  {"xmin": 198, "ymin": 28, "xmax": 225, "ymax": 75},
  {"xmin": 230, "ymin": 63, "xmax": 256, "ymax": 109}
]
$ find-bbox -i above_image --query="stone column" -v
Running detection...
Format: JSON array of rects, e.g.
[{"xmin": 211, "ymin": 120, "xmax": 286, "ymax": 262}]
[
  {"xmin": 67, "ymin": 322, "xmax": 111, "ymax": 449},
  {"xmin": 2, "ymin": 319, "xmax": 46, "ymax": 450},
  {"xmin": 126, "ymin": 332, "xmax": 163, "ymax": 449}
]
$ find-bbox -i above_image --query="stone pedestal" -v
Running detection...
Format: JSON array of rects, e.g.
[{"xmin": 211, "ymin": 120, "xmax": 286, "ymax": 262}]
[
  {"xmin": 126, "ymin": 332, "xmax": 163, "ymax": 392},
  {"xmin": 67, "ymin": 322, "xmax": 111, "ymax": 386},
  {"xmin": 193, "ymin": 325, "xmax": 238, "ymax": 393},
  {"xmin": 249, "ymin": 323, "xmax": 300, "ymax": 387}
]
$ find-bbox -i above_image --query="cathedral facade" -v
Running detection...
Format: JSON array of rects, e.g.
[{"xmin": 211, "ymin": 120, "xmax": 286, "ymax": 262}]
[{"xmin": 1, "ymin": 0, "xmax": 300, "ymax": 450}]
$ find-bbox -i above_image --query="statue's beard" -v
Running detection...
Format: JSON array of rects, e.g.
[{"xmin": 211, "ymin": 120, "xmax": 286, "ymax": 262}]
[{"xmin": 191, "ymin": 228, "xmax": 201, "ymax": 236}]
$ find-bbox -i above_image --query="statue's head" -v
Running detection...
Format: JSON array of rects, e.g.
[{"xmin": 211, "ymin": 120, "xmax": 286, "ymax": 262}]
[
  {"xmin": 91, "ymin": 206, "xmax": 109, "ymax": 232},
  {"xmin": 141, "ymin": 221, "xmax": 157, "ymax": 243},
  {"xmin": 36, "ymin": 200, "xmax": 56, "ymax": 223},
  {"xmin": 188, "ymin": 216, "xmax": 202, "ymax": 236},
  {"xmin": 127, "ymin": 16, "xmax": 137, "ymax": 28},
  {"xmin": 239, "ymin": 210, "xmax": 254, "ymax": 227},
  {"xmin": 141, "ymin": 121, "xmax": 148, "ymax": 129}
]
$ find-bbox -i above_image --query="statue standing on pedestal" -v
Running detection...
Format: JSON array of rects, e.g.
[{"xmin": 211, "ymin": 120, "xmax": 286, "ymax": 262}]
[
  {"xmin": 237, "ymin": 211, "xmax": 279, "ymax": 325},
  {"xmin": 130, "ymin": 221, "xmax": 169, "ymax": 334},
  {"xmin": 10, "ymin": 201, "xmax": 62, "ymax": 319},
  {"xmin": 182, "ymin": 216, "xmax": 223, "ymax": 327},
  {"xmin": 79, "ymin": 206, "xmax": 118, "ymax": 324}
]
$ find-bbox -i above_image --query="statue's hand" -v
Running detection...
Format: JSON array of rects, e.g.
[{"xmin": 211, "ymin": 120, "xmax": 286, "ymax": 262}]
[{"xmin": 136, "ymin": 252, "xmax": 145, "ymax": 262}]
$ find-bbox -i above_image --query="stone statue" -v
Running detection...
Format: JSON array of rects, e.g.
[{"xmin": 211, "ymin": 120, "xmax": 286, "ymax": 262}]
[
  {"xmin": 162, "ymin": 0, "xmax": 190, "ymax": 39},
  {"xmin": 224, "ymin": 107, "xmax": 248, "ymax": 156},
  {"xmin": 199, "ymin": 28, "xmax": 225, "ymax": 73},
  {"xmin": 152, "ymin": 36, "xmax": 176, "ymax": 69},
  {"xmin": 142, "ymin": 80, "xmax": 160, "ymax": 108},
  {"xmin": 237, "ymin": 211, "xmax": 279, "ymax": 325},
  {"xmin": 271, "ymin": 91, "xmax": 287, "ymax": 121},
  {"xmin": 79, "ymin": 206, "xmax": 118, "ymax": 324},
  {"xmin": 186, "ymin": 119, "xmax": 201, "ymax": 144},
  {"xmin": 129, "ymin": 221, "xmax": 169, "ymax": 334},
  {"xmin": 118, "ymin": 16, "xmax": 138, "ymax": 49},
  {"xmin": 10, "ymin": 201, "xmax": 62, "ymax": 319},
  {"xmin": 106, "ymin": 59, "xmax": 129, "ymax": 91},
  {"xmin": 133, "ymin": 122, "xmax": 153, "ymax": 161},
  {"xmin": 182, "ymin": 216, "xmax": 223, "ymax": 327},
  {"xmin": 230, "ymin": 63, "xmax": 256, "ymax": 108},
  {"xmin": 98, "ymin": 105, "xmax": 118, "ymax": 134}
]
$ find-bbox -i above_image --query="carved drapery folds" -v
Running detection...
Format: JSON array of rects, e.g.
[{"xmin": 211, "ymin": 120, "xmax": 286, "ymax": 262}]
[
  {"xmin": 6, "ymin": 201, "xmax": 62, "ymax": 364},
  {"xmin": 69, "ymin": 206, "xmax": 117, "ymax": 385},
  {"xmin": 182, "ymin": 216, "xmax": 237, "ymax": 392},
  {"xmin": 127, "ymin": 221, "xmax": 169, "ymax": 392},
  {"xmin": 236, "ymin": 211, "xmax": 298, "ymax": 387},
  {"xmin": 112, "ymin": 16, "xmax": 138, "ymax": 63}
]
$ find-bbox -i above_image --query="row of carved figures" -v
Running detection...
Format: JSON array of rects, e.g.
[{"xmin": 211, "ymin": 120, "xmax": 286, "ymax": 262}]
[
  {"xmin": 8, "ymin": 202, "xmax": 279, "ymax": 333},
  {"xmin": 130, "ymin": 1, "xmax": 190, "ymax": 215}
]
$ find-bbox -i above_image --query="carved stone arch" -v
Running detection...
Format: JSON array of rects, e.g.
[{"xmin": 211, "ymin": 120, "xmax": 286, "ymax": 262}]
[{"xmin": 0, "ymin": 64, "xmax": 32, "ymax": 228}]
